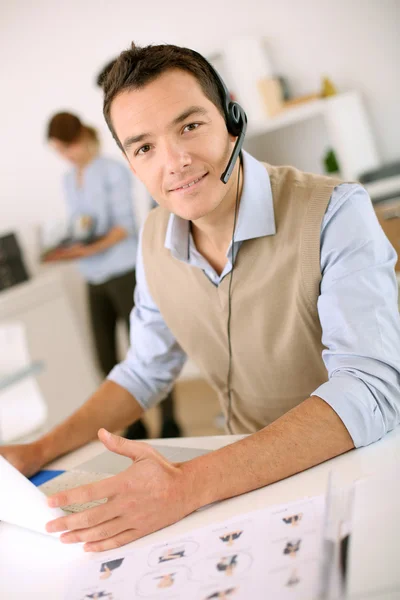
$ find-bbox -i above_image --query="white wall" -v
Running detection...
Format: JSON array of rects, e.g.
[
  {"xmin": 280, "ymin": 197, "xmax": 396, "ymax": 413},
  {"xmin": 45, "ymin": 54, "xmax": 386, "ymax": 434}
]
[
  {"xmin": 1, "ymin": 0, "xmax": 399, "ymax": 375},
  {"xmin": 2, "ymin": 0, "xmax": 399, "ymax": 257}
]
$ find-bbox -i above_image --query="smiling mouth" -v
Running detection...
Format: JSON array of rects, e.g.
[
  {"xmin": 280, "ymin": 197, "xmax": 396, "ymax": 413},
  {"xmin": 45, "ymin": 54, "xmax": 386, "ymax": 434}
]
[{"xmin": 170, "ymin": 173, "xmax": 208, "ymax": 192}]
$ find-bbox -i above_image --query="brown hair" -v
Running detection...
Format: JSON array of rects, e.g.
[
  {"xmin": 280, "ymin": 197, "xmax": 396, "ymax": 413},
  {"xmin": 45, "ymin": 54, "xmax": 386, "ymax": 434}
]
[
  {"xmin": 96, "ymin": 58, "xmax": 117, "ymax": 89},
  {"xmin": 102, "ymin": 43, "xmax": 225, "ymax": 151},
  {"xmin": 47, "ymin": 112, "xmax": 99, "ymax": 145}
]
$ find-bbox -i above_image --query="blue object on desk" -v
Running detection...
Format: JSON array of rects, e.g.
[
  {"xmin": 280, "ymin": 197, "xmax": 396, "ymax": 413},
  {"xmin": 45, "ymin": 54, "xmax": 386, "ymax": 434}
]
[{"xmin": 30, "ymin": 469, "xmax": 65, "ymax": 487}]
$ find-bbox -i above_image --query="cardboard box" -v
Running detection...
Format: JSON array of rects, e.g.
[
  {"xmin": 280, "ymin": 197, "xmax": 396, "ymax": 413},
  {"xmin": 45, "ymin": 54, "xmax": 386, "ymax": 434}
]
[{"xmin": 257, "ymin": 78, "xmax": 284, "ymax": 117}]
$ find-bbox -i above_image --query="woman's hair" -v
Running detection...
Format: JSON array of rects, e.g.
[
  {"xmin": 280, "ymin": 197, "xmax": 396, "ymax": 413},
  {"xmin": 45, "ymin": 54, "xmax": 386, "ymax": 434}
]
[
  {"xmin": 47, "ymin": 112, "xmax": 99, "ymax": 145},
  {"xmin": 102, "ymin": 42, "xmax": 225, "ymax": 151}
]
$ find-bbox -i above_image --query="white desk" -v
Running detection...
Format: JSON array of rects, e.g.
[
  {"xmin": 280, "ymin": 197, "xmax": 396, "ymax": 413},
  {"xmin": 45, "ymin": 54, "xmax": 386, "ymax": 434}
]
[
  {"xmin": 0, "ymin": 272, "xmax": 100, "ymax": 440},
  {"xmin": 1, "ymin": 429, "xmax": 399, "ymax": 600}
]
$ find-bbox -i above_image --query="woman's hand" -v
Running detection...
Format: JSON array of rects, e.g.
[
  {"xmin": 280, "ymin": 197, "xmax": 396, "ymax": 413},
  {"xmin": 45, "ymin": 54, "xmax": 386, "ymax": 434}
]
[{"xmin": 42, "ymin": 244, "xmax": 90, "ymax": 262}]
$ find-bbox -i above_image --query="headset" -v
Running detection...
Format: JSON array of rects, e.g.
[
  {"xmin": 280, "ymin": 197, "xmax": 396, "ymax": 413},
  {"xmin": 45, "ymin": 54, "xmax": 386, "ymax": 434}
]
[
  {"xmin": 190, "ymin": 50, "xmax": 248, "ymax": 184},
  {"xmin": 191, "ymin": 50, "xmax": 247, "ymax": 433}
]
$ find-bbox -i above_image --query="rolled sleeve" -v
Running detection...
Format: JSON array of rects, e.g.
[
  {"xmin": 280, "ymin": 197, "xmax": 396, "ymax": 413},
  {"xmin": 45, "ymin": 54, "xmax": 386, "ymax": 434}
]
[
  {"xmin": 107, "ymin": 227, "xmax": 187, "ymax": 409},
  {"xmin": 313, "ymin": 184, "xmax": 400, "ymax": 447},
  {"xmin": 314, "ymin": 369, "xmax": 399, "ymax": 448}
]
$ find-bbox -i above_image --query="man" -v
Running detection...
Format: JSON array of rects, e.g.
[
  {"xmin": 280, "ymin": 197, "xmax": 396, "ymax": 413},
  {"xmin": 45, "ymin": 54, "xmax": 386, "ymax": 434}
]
[
  {"xmin": 1, "ymin": 43, "xmax": 399, "ymax": 553},
  {"xmin": 85, "ymin": 58, "xmax": 182, "ymax": 442}
]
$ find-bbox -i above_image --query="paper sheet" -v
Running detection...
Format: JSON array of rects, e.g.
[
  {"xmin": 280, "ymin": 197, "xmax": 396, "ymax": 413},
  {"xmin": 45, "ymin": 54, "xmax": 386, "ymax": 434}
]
[
  {"xmin": 0, "ymin": 322, "xmax": 47, "ymax": 442},
  {"xmin": 0, "ymin": 455, "xmax": 65, "ymax": 536},
  {"xmin": 64, "ymin": 494, "xmax": 326, "ymax": 600}
]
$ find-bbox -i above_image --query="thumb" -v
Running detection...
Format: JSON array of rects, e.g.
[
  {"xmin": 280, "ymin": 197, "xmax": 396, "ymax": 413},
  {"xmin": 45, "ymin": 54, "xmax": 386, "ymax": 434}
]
[{"xmin": 98, "ymin": 428, "xmax": 149, "ymax": 460}]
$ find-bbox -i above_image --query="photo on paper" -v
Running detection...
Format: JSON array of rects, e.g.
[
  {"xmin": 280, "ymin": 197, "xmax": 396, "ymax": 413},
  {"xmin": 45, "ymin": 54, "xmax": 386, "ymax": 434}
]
[
  {"xmin": 193, "ymin": 551, "xmax": 252, "ymax": 581},
  {"xmin": 283, "ymin": 539, "xmax": 302, "ymax": 558},
  {"xmin": 147, "ymin": 540, "xmax": 199, "ymax": 567},
  {"xmin": 202, "ymin": 586, "xmax": 239, "ymax": 599},
  {"xmin": 219, "ymin": 530, "xmax": 244, "ymax": 547},
  {"xmin": 268, "ymin": 522, "xmax": 323, "ymax": 570},
  {"xmin": 99, "ymin": 558, "xmax": 125, "ymax": 580},
  {"xmin": 216, "ymin": 555, "xmax": 239, "ymax": 577},
  {"xmin": 269, "ymin": 498, "xmax": 324, "ymax": 537},
  {"xmin": 285, "ymin": 568, "xmax": 301, "ymax": 587},
  {"xmin": 136, "ymin": 564, "xmax": 190, "ymax": 596},
  {"xmin": 266, "ymin": 559, "xmax": 320, "ymax": 599},
  {"xmin": 80, "ymin": 590, "xmax": 115, "ymax": 599},
  {"xmin": 282, "ymin": 513, "xmax": 303, "ymax": 527},
  {"xmin": 212, "ymin": 517, "xmax": 256, "ymax": 551}
]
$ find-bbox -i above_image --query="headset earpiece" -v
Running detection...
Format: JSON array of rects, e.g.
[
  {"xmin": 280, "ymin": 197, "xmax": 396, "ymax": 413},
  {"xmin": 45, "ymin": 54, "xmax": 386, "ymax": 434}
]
[
  {"xmin": 189, "ymin": 49, "xmax": 246, "ymax": 433},
  {"xmin": 226, "ymin": 102, "xmax": 244, "ymax": 137},
  {"xmin": 190, "ymin": 49, "xmax": 247, "ymax": 183},
  {"xmin": 221, "ymin": 102, "xmax": 247, "ymax": 184}
]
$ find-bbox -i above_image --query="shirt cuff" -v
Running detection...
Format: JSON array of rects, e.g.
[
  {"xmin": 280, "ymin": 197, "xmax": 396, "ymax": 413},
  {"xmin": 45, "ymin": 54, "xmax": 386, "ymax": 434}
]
[
  {"xmin": 107, "ymin": 363, "xmax": 171, "ymax": 411},
  {"xmin": 312, "ymin": 373, "xmax": 387, "ymax": 448}
]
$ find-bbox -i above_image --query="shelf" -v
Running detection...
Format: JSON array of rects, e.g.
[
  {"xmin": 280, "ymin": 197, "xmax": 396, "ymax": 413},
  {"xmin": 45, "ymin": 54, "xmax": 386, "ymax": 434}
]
[
  {"xmin": 0, "ymin": 361, "xmax": 45, "ymax": 392},
  {"xmin": 245, "ymin": 91, "xmax": 380, "ymax": 180},
  {"xmin": 247, "ymin": 96, "xmax": 327, "ymax": 137}
]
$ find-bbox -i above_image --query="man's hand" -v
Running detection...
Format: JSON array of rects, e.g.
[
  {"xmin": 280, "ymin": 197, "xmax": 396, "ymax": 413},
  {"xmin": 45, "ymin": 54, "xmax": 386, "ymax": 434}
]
[
  {"xmin": 45, "ymin": 429, "xmax": 196, "ymax": 552},
  {"xmin": 42, "ymin": 244, "xmax": 92, "ymax": 262},
  {"xmin": 0, "ymin": 443, "xmax": 45, "ymax": 477}
]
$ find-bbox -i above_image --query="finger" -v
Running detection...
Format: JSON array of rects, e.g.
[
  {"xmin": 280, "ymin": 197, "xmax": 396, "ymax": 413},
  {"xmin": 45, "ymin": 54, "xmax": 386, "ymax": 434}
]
[
  {"xmin": 83, "ymin": 529, "xmax": 141, "ymax": 553},
  {"xmin": 46, "ymin": 496, "xmax": 119, "ymax": 534},
  {"xmin": 47, "ymin": 474, "xmax": 116, "ymax": 510},
  {"xmin": 98, "ymin": 428, "xmax": 150, "ymax": 461},
  {"xmin": 60, "ymin": 516, "xmax": 129, "ymax": 544}
]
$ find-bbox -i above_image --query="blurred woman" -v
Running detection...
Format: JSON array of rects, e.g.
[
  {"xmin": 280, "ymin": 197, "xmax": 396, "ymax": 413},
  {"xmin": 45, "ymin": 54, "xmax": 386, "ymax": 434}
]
[{"xmin": 46, "ymin": 112, "xmax": 181, "ymax": 439}]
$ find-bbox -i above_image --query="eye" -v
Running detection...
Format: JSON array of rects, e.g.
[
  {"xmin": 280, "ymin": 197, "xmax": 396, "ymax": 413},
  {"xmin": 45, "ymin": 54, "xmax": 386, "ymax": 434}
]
[
  {"xmin": 183, "ymin": 122, "xmax": 200, "ymax": 133},
  {"xmin": 136, "ymin": 144, "xmax": 152, "ymax": 156}
]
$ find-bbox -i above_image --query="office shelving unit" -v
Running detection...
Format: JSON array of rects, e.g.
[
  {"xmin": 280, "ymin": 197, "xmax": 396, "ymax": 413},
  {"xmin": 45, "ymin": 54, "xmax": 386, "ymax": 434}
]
[{"xmin": 244, "ymin": 90, "xmax": 381, "ymax": 180}]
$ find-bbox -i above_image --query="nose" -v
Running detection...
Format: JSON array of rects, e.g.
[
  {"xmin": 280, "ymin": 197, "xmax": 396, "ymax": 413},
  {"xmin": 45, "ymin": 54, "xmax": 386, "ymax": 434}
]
[{"xmin": 161, "ymin": 139, "xmax": 192, "ymax": 175}]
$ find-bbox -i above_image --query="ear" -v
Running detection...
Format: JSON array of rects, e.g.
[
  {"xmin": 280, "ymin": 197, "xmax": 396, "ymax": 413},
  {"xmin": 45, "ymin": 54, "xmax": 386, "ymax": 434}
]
[{"xmin": 228, "ymin": 131, "xmax": 237, "ymax": 145}]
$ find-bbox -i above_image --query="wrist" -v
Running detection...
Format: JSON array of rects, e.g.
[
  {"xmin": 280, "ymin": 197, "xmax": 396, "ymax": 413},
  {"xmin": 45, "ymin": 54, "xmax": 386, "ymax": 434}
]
[
  {"xmin": 85, "ymin": 243, "xmax": 97, "ymax": 256},
  {"xmin": 85, "ymin": 242, "xmax": 103, "ymax": 256},
  {"xmin": 33, "ymin": 435, "xmax": 59, "ymax": 467},
  {"xmin": 179, "ymin": 458, "xmax": 217, "ymax": 513}
]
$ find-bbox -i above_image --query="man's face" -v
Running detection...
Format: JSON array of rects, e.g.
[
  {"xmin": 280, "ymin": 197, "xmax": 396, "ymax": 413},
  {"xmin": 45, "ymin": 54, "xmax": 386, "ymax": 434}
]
[{"xmin": 110, "ymin": 69, "xmax": 236, "ymax": 222}]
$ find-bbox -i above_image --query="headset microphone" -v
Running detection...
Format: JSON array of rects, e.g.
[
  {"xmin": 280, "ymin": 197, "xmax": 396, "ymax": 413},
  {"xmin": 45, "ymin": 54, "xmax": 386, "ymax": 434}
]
[
  {"xmin": 190, "ymin": 50, "xmax": 247, "ymax": 184},
  {"xmin": 190, "ymin": 50, "xmax": 248, "ymax": 433},
  {"xmin": 220, "ymin": 120, "xmax": 247, "ymax": 184},
  {"xmin": 221, "ymin": 110, "xmax": 247, "ymax": 183}
]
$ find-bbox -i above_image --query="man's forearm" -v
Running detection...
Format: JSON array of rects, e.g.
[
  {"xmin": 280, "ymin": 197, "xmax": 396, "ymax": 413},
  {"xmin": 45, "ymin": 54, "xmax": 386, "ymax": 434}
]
[
  {"xmin": 87, "ymin": 226, "xmax": 128, "ymax": 254},
  {"xmin": 35, "ymin": 380, "xmax": 143, "ymax": 465},
  {"xmin": 182, "ymin": 396, "xmax": 354, "ymax": 511}
]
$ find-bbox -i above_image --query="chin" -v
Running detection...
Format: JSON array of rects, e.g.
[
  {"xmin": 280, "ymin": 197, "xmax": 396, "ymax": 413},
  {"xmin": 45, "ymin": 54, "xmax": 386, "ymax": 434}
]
[{"xmin": 173, "ymin": 200, "xmax": 216, "ymax": 222}]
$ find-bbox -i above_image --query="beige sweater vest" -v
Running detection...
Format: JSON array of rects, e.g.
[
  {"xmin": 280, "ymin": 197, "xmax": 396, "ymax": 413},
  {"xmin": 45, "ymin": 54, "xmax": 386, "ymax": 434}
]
[{"xmin": 142, "ymin": 163, "xmax": 342, "ymax": 434}]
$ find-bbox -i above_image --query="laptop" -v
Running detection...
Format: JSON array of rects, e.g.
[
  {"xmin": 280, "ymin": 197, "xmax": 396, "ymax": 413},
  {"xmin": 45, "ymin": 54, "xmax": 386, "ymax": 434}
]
[
  {"xmin": 77, "ymin": 444, "xmax": 209, "ymax": 474},
  {"xmin": 38, "ymin": 444, "xmax": 209, "ymax": 514}
]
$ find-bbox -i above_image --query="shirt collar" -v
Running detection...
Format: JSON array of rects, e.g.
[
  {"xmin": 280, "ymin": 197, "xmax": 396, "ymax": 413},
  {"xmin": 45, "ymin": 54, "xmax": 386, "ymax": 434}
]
[{"xmin": 165, "ymin": 150, "xmax": 276, "ymax": 261}]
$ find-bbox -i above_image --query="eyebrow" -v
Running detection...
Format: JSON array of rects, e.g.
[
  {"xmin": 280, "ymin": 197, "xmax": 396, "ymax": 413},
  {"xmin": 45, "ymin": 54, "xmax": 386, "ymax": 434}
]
[{"xmin": 122, "ymin": 105, "xmax": 209, "ymax": 152}]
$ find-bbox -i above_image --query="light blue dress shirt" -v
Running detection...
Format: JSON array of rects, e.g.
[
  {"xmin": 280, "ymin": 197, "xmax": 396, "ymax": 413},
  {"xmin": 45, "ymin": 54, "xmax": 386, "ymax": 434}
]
[
  {"xmin": 108, "ymin": 151, "xmax": 400, "ymax": 448},
  {"xmin": 64, "ymin": 156, "xmax": 138, "ymax": 284}
]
